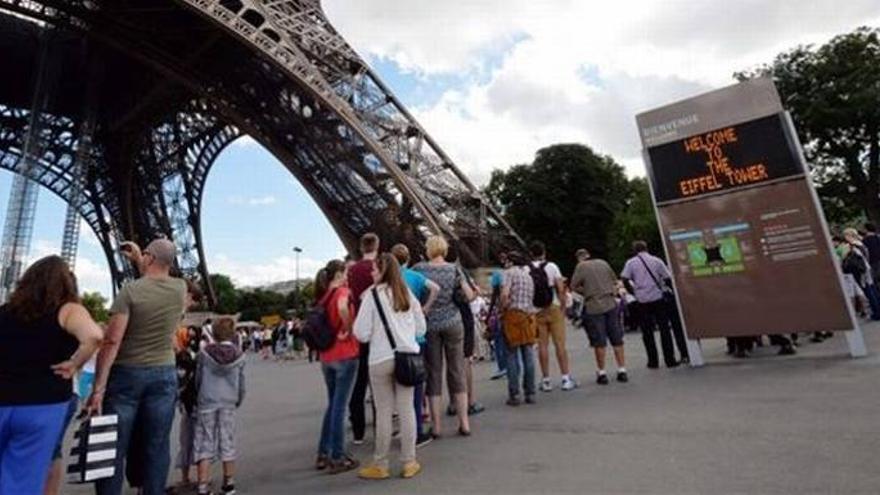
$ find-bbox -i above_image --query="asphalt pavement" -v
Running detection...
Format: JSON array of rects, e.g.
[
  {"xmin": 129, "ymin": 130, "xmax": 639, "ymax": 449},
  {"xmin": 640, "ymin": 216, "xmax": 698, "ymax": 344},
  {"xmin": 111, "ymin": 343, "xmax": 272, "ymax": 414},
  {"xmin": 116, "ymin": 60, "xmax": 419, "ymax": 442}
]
[{"xmin": 69, "ymin": 322, "xmax": 880, "ymax": 494}]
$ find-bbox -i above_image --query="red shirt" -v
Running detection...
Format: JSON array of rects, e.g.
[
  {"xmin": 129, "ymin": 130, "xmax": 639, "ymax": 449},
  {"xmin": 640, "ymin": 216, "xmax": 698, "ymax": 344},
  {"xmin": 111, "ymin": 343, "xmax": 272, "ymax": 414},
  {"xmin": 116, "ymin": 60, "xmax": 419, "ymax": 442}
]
[
  {"xmin": 347, "ymin": 259, "xmax": 375, "ymax": 311},
  {"xmin": 319, "ymin": 286, "xmax": 359, "ymax": 363}
]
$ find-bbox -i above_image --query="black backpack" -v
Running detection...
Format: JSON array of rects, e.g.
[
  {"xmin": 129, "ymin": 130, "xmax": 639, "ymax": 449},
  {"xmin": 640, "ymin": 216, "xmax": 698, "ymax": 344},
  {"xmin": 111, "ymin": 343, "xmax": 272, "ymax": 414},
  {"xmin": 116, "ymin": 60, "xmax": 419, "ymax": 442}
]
[
  {"xmin": 303, "ymin": 289, "xmax": 337, "ymax": 352},
  {"xmin": 529, "ymin": 262, "xmax": 554, "ymax": 308}
]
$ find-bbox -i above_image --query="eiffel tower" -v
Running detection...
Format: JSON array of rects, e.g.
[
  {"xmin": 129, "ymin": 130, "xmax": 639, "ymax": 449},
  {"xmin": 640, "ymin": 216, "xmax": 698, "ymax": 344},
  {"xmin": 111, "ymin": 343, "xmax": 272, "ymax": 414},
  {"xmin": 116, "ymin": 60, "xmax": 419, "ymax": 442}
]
[{"xmin": 0, "ymin": 0, "xmax": 523, "ymax": 303}]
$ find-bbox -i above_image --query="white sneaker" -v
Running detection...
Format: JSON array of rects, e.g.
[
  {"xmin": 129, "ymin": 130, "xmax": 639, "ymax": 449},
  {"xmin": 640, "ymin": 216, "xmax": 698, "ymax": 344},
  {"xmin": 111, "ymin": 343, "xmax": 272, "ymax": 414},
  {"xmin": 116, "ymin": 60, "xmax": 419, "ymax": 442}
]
[
  {"xmin": 540, "ymin": 378, "xmax": 553, "ymax": 392},
  {"xmin": 560, "ymin": 376, "xmax": 575, "ymax": 391}
]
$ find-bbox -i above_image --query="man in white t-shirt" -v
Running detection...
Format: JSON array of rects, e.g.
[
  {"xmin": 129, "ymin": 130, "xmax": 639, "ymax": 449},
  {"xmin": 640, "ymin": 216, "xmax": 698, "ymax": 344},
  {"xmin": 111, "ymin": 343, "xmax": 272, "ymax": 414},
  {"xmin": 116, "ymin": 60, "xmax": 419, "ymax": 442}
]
[{"xmin": 530, "ymin": 242, "xmax": 574, "ymax": 392}]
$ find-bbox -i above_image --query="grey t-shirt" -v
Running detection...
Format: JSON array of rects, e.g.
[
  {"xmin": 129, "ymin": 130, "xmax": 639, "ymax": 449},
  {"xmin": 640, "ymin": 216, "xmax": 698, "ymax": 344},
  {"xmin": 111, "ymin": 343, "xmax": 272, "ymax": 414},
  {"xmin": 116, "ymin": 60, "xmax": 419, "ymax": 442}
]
[
  {"xmin": 110, "ymin": 277, "xmax": 186, "ymax": 366},
  {"xmin": 412, "ymin": 262, "xmax": 463, "ymax": 331}
]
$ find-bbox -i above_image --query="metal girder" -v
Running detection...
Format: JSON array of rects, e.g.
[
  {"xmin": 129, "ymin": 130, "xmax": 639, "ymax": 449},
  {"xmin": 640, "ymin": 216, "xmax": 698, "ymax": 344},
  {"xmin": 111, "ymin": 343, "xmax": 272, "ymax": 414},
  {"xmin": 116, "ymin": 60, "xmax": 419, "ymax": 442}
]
[
  {"xmin": 0, "ymin": 0, "xmax": 524, "ymax": 307},
  {"xmin": 174, "ymin": 0, "xmax": 524, "ymax": 256}
]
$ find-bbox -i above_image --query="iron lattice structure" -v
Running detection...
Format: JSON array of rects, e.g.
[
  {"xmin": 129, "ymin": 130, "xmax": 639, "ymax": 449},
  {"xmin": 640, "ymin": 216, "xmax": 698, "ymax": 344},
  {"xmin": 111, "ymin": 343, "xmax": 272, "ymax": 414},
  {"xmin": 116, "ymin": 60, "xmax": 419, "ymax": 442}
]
[{"xmin": 0, "ymin": 0, "xmax": 523, "ymax": 304}]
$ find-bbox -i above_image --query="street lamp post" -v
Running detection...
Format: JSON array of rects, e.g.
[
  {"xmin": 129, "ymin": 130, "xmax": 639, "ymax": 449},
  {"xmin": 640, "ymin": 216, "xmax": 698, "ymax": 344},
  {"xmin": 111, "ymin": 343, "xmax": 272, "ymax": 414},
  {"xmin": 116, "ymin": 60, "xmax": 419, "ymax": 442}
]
[{"xmin": 292, "ymin": 246, "xmax": 302, "ymax": 313}]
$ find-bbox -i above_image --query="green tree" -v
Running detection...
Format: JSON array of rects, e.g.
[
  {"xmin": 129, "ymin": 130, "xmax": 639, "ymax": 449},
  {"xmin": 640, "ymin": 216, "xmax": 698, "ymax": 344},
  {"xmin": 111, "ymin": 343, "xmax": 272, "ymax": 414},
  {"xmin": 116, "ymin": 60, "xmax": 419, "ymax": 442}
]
[
  {"xmin": 209, "ymin": 274, "xmax": 239, "ymax": 315},
  {"xmin": 484, "ymin": 143, "xmax": 628, "ymax": 275},
  {"xmin": 285, "ymin": 280, "xmax": 315, "ymax": 317},
  {"xmin": 81, "ymin": 291, "xmax": 109, "ymax": 323},
  {"xmin": 238, "ymin": 288, "xmax": 286, "ymax": 322},
  {"xmin": 607, "ymin": 177, "xmax": 663, "ymax": 269},
  {"xmin": 736, "ymin": 27, "xmax": 880, "ymax": 225}
]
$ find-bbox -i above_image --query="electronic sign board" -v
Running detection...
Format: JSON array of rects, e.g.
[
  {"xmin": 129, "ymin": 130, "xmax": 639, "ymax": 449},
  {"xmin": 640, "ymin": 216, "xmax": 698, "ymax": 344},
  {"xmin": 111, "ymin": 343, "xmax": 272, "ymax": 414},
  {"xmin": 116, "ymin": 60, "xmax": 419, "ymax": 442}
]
[
  {"xmin": 636, "ymin": 78, "xmax": 854, "ymax": 340},
  {"xmin": 647, "ymin": 114, "xmax": 803, "ymax": 203}
]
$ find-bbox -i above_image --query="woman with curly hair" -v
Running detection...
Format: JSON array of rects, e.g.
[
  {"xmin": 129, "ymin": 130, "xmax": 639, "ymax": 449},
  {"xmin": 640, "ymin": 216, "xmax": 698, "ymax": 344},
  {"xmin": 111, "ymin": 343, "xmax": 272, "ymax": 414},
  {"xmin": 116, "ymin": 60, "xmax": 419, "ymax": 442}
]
[{"xmin": 0, "ymin": 255, "xmax": 103, "ymax": 495}]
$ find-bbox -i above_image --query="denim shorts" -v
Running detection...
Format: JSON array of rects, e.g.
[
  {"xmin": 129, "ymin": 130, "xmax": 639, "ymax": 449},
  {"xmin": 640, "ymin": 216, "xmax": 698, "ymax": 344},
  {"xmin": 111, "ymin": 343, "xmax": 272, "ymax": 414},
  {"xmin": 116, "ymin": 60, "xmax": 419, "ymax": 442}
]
[{"xmin": 584, "ymin": 308, "xmax": 624, "ymax": 348}]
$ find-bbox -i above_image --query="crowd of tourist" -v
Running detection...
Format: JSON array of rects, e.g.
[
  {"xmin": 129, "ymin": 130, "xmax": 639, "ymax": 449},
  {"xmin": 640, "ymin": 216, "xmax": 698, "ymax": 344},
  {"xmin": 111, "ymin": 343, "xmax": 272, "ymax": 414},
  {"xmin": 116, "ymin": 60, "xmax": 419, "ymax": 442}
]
[{"xmin": 1, "ymin": 224, "xmax": 863, "ymax": 494}]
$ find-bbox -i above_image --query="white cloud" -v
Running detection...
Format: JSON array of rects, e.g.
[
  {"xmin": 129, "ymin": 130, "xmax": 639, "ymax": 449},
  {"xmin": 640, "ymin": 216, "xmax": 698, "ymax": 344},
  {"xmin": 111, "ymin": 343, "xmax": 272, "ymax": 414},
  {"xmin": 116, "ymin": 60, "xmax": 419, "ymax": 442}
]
[
  {"xmin": 227, "ymin": 194, "xmax": 277, "ymax": 206},
  {"xmin": 26, "ymin": 239, "xmax": 111, "ymax": 297},
  {"xmin": 80, "ymin": 219, "xmax": 101, "ymax": 247},
  {"xmin": 209, "ymin": 253, "xmax": 328, "ymax": 288},
  {"xmin": 73, "ymin": 256, "xmax": 111, "ymax": 296},
  {"xmin": 324, "ymin": 0, "xmax": 546, "ymax": 74},
  {"xmin": 323, "ymin": 0, "xmax": 880, "ymax": 180},
  {"xmin": 232, "ymin": 135, "xmax": 258, "ymax": 147}
]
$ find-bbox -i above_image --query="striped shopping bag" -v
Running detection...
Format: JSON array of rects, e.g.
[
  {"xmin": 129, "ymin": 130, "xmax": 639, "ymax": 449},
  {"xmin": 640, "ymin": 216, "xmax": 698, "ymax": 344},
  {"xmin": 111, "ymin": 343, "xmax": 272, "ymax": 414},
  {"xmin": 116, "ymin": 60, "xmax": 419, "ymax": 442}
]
[{"xmin": 67, "ymin": 414, "xmax": 118, "ymax": 483}]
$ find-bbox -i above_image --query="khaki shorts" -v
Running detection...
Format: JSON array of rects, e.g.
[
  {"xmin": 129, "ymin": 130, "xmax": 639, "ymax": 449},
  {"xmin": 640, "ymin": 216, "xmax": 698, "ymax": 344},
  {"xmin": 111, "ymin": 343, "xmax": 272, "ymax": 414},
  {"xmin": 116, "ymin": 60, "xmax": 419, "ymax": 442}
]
[
  {"xmin": 536, "ymin": 305, "xmax": 566, "ymax": 349},
  {"xmin": 194, "ymin": 408, "xmax": 237, "ymax": 462}
]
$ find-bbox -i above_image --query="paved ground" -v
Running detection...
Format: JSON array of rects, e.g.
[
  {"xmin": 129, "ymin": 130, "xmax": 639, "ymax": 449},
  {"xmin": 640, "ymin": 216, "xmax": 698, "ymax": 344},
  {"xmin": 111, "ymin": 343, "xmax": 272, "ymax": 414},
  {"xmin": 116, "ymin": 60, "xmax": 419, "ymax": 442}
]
[{"xmin": 70, "ymin": 323, "xmax": 880, "ymax": 494}]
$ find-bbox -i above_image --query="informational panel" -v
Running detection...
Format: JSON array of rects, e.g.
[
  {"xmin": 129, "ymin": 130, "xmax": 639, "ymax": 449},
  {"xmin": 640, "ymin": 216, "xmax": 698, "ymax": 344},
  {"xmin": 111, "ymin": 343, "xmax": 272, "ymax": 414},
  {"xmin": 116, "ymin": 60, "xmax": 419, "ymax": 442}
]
[{"xmin": 636, "ymin": 78, "xmax": 853, "ymax": 339}]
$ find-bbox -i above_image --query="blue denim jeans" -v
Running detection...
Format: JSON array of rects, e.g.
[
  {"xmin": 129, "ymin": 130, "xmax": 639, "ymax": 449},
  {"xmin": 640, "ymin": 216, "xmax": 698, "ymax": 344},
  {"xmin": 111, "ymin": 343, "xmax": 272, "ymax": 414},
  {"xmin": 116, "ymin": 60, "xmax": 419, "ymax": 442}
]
[
  {"xmin": 95, "ymin": 365, "xmax": 177, "ymax": 495},
  {"xmin": 506, "ymin": 344, "xmax": 536, "ymax": 399},
  {"xmin": 0, "ymin": 402, "xmax": 67, "ymax": 495},
  {"xmin": 864, "ymin": 283, "xmax": 880, "ymax": 320},
  {"xmin": 319, "ymin": 358, "xmax": 359, "ymax": 460},
  {"xmin": 492, "ymin": 318, "xmax": 508, "ymax": 372}
]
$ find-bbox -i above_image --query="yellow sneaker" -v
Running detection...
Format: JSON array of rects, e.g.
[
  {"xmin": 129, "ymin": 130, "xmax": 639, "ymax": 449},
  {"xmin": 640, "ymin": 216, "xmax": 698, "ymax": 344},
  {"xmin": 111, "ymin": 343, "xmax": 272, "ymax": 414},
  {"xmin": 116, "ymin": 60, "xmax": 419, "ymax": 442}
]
[
  {"xmin": 401, "ymin": 461, "xmax": 422, "ymax": 479},
  {"xmin": 358, "ymin": 464, "xmax": 390, "ymax": 480}
]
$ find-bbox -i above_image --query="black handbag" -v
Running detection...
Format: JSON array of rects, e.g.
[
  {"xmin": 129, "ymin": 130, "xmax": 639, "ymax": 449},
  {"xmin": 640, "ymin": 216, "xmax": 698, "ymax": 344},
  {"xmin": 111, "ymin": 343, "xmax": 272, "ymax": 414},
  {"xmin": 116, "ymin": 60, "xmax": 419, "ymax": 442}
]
[
  {"xmin": 371, "ymin": 288, "xmax": 426, "ymax": 387},
  {"xmin": 452, "ymin": 268, "xmax": 468, "ymax": 306}
]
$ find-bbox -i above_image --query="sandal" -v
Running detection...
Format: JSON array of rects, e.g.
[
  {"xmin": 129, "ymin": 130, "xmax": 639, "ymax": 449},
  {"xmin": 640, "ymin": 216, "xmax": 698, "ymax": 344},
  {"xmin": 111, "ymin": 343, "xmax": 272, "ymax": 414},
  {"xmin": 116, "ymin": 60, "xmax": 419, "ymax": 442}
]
[
  {"xmin": 328, "ymin": 455, "xmax": 359, "ymax": 474},
  {"xmin": 315, "ymin": 453, "xmax": 329, "ymax": 470},
  {"xmin": 467, "ymin": 403, "xmax": 485, "ymax": 415}
]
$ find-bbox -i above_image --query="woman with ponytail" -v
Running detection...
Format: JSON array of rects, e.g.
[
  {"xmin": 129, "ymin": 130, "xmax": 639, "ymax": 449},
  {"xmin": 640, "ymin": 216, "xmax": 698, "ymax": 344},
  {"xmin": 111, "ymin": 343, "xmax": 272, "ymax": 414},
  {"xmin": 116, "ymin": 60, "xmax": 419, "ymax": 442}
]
[
  {"xmin": 313, "ymin": 260, "xmax": 360, "ymax": 474},
  {"xmin": 353, "ymin": 253, "xmax": 426, "ymax": 480}
]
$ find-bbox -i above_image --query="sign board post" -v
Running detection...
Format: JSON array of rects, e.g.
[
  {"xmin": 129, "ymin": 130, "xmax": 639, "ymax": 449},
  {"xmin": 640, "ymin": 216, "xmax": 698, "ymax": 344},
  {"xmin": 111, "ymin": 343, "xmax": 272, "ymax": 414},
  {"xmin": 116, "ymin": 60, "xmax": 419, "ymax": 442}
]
[{"xmin": 636, "ymin": 78, "xmax": 866, "ymax": 361}]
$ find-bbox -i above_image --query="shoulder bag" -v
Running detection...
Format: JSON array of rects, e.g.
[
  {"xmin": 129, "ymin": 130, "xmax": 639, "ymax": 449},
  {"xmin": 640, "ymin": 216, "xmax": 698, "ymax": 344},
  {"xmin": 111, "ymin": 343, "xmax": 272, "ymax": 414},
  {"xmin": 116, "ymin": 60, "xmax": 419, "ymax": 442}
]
[
  {"xmin": 67, "ymin": 414, "xmax": 118, "ymax": 483},
  {"xmin": 636, "ymin": 255, "xmax": 676, "ymax": 307},
  {"xmin": 372, "ymin": 288, "xmax": 426, "ymax": 387}
]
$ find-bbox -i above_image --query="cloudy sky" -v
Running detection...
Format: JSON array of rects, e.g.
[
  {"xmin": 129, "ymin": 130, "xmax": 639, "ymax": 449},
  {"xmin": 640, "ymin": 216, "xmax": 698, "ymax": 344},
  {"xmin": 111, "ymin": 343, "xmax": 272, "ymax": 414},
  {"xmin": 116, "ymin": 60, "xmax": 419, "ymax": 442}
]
[{"xmin": 2, "ymin": 0, "xmax": 878, "ymax": 297}]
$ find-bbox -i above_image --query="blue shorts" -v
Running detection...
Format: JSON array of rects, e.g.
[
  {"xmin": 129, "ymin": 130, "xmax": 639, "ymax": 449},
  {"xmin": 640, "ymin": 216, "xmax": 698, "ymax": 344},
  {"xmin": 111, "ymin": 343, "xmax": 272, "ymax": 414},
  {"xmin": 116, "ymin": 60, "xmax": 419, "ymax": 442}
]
[
  {"xmin": 584, "ymin": 308, "xmax": 624, "ymax": 348},
  {"xmin": 0, "ymin": 402, "xmax": 68, "ymax": 495}
]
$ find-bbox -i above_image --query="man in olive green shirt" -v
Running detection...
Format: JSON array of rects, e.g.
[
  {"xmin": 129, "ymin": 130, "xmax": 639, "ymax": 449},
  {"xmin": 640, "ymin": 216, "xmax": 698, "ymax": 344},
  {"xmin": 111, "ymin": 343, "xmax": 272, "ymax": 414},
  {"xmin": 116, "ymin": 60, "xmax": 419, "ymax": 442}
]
[
  {"xmin": 87, "ymin": 238, "xmax": 186, "ymax": 495},
  {"xmin": 110, "ymin": 276, "xmax": 187, "ymax": 366},
  {"xmin": 570, "ymin": 248, "xmax": 628, "ymax": 385}
]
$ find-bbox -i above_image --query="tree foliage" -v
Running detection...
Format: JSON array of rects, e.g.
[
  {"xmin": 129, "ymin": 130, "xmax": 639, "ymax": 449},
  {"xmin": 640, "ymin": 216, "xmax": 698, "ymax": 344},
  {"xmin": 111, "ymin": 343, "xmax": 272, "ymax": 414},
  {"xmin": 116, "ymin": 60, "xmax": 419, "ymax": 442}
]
[
  {"xmin": 736, "ymin": 27, "xmax": 880, "ymax": 225},
  {"xmin": 81, "ymin": 291, "xmax": 109, "ymax": 323},
  {"xmin": 209, "ymin": 274, "xmax": 239, "ymax": 315},
  {"xmin": 607, "ymin": 177, "xmax": 663, "ymax": 269},
  {"xmin": 484, "ymin": 143, "xmax": 632, "ymax": 275},
  {"xmin": 285, "ymin": 281, "xmax": 315, "ymax": 318},
  {"xmin": 206, "ymin": 273, "xmax": 308, "ymax": 321},
  {"xmin": 237, "ymin": 288, "xmax": 286, "ymax": 322}
]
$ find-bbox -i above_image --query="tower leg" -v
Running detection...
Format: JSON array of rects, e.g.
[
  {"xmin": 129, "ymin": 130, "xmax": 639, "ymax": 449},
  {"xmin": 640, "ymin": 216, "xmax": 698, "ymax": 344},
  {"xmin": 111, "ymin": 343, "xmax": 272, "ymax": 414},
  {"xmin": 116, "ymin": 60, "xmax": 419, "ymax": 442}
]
[{"xmin": 0, "ymin": 29, "xmax": 58, "ymax": 301}]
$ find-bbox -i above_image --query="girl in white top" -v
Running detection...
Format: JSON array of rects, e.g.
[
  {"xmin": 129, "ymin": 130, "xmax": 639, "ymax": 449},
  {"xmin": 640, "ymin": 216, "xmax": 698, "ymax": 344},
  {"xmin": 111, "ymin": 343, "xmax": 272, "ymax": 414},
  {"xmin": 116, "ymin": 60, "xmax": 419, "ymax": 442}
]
[{"xmin": 353, "ymin": 253, "xmax": 426, "ymax": 480}]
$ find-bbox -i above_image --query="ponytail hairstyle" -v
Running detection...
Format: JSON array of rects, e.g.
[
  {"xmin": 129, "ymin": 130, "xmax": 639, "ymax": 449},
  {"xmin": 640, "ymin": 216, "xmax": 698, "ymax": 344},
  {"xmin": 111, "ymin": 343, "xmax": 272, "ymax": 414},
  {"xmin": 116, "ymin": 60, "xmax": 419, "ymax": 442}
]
[
  {"xmin": 314, "ymin": 259, "xmax": 345, "ymax": 302},
  {"xmin": 376, "ymin": 253, "xmax": 410, "ymax": 312}
]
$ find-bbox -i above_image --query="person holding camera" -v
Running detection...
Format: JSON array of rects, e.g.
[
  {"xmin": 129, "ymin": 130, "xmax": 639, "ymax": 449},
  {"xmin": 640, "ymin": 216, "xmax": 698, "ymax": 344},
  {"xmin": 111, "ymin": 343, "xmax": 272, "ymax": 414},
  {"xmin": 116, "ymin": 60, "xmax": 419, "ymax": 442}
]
[{"xmin": 86, "ymin": 239, "xmax": 188, "ymax": 495}]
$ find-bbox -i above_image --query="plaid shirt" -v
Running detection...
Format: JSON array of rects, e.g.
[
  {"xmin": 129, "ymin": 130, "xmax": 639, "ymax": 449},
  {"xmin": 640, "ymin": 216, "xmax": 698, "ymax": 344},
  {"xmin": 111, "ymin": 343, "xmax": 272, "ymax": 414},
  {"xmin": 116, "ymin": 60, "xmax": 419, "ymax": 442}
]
[{"xmin": 503, "ymin": 266, "xmax": 536, "ymax": 313}]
